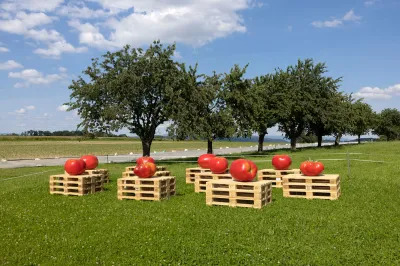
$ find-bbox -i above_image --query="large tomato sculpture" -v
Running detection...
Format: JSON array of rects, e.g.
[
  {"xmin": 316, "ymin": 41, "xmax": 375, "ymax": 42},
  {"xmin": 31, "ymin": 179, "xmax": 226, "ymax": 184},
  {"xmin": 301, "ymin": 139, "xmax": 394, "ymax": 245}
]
[
  {"xmin": 80, "ymin": 155, "xmax": 99, "ymax": 170},
  {"xmin": 64, "ymin": 159, "xmax": 86, "ymax": 175},
  {"xmin": 136, "ymin": 156, "xmax": 155, "ymax": 165},
  {"xmin": 271, "ymin": 154, "xmax": 292, "ymax": 170},
  {"xmin": 209, "ymin": 157, "xmax": 228, "ymax": 174},
  {"xmin": 300, "ymin": 161, "xmax": 324, "ymax": 176},
  {"xmin": 134, "ymin": 162, "xmax": 157, "ymax": 178},
  {"xmin": 197, "ymin": 154, "xmax": 216, "ymax": 169},
  {"xmin": 229, "ymin": 159, "xmax": 258, "ymax": 182}
]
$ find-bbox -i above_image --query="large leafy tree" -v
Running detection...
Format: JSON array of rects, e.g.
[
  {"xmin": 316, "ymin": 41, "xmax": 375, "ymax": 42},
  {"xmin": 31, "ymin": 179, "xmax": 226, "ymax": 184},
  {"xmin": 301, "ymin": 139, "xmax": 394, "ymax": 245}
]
[
  {"xmin": 67, "ymin": 41, "xmax": 188, "ymax": 156},
  {"xmin": 329, "ymin": 94, "xmax": 354, "ymax": 146},
  {"xmin": 374, "ymin": 108, "xmax": 400, "ymax": 141},
  {"xmin": 349, "ymin": 100, "xmax": 375, "ymax": 144},
  {"xmin": 168, "ymin": 71, "xmax": 236, "ymax": 154}
]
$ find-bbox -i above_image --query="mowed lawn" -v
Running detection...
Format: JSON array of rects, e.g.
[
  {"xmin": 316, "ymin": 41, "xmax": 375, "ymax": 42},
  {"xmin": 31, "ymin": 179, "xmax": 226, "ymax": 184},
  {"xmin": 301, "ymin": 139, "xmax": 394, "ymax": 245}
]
[
  {"xmin": 0, "ymin": 139, "xmax": 263, "ymax": 160},
  {"xmin": 0, "ymin": 142, "xmax": 399, "ymax": 264}
]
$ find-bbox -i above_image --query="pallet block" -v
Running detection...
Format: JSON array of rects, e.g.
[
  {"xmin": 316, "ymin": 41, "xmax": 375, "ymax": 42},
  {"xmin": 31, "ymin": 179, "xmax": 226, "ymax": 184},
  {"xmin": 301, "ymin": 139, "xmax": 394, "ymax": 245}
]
[
  {"xmin": 195, "ymin": 172, "xmax": 231, "ymax": 193},
  {"xmin": 125, "ymin": 165, "xmax": 167, "ymax": 172},
  {"xmin": 258, "ymin": 169, "xmax": 301, "ymax": 188},
  {"xmin": 185, "ymin": 167, "xmax": 211, "ymax": 184},
  {"xmin": 206, "ymin": 179, "xmax": 272, "ymax": 209},
  {"xmin": 282, "ymin": 174, "xmax": 341, "ymax": 200},
  {"xmin": 117, "ymin": 175, "xmax": 176, "ymax": 201},
  {"xmin": 50, "ymin": 173, "xmax": 104, "ymax": 196}
]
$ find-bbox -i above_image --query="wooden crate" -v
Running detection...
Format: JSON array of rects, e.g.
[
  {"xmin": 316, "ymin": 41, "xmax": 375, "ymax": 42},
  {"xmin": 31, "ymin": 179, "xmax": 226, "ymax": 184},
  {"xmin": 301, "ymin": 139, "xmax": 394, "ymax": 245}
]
[
  {"xmin": 65, "ymin": 169, "xmax": 110, "ymax": 183},
  {"xmin": 117, "ymin": 176, "xmax": 176, "ymax": 201},
  {"xmin": 206, "ymin": 180, "xmax": 272, "ymax": 209},
  {"xmin": 258, "ymin": 169, "xmax": 301, "ymax": 188},
  {"xmin": 195, "ymin": 172, "xmax": 231, "ymax": 193},
  {"xmin": 121, "ymin": 170, "xmax": 171, "ymax": 178},
  {"xmin": 282, "ymin": 174, "xmax": 341, "ymax": 200},
  {"xmin": 125, "ymin": 165, "xmax": 167, "ymax": 172},
  {"xmin": 50, "ymin": 173, "xmax": 104, "ymax": 196},
  {"xmin": 185, "ymin": 167, "xmax": 211, "ymax": 184}
]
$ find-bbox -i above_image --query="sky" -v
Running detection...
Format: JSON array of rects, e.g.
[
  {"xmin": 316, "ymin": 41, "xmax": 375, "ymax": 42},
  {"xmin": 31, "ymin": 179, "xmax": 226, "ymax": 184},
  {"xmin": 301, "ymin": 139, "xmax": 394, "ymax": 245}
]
[{"xmin": 0, "ymin": 0, "xmax": 399, "ymax": 136}]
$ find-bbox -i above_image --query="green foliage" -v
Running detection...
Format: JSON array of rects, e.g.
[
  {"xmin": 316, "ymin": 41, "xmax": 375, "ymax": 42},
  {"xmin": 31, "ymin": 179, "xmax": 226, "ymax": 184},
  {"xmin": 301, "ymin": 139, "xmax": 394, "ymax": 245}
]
[
  {"xmin": 349, "ymin": 100, "xmax": 375, "ymax": 141},
  {"xmin": 67, "ymin": 41, "xmax": 187, "ymax": 155},
  {"xmin": 374, "ymin": 108, "xmax": 400, "ymax": 140}
]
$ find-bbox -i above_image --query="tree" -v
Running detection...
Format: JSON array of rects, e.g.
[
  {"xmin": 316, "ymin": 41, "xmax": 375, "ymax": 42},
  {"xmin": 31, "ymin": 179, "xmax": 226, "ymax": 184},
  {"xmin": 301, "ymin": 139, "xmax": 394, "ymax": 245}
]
[
  {"xmin": 374, "ymin": 108, "xmax": 400, "ymax": 141},
  {"xmin": 349, "ymin": 100, "xmax": 375, "ymax": 144},
  {"xmin": 168, "ymin": 71, "xmax": 236, "ymax": 154},
  {"xmin": 274, "ymin": 59, "xmax": 329, "ymax": 150},
  {"xmin": 329, "ymin": 94, "xmax": 354, "ymax": 146},
  {"xmin": 67, "ymin": 41, "xmax": 187, "ymax": 156}
]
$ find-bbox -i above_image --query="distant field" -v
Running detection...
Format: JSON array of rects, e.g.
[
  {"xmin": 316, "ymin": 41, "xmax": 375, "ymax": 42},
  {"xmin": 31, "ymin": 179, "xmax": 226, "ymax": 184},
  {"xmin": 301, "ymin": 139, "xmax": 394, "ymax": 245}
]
[
  {"xmin": 0, "ymin": 139, "xmax": 278, "ymax": 159},
  {"xmin": 0, "ymin": 142, "xmax": 399, "ymax": 264}
]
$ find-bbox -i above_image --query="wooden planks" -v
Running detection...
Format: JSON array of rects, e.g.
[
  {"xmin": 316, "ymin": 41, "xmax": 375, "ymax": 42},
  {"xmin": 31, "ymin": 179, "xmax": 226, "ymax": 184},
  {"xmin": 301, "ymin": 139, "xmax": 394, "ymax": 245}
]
[
  {"xmin": 195, "ymin": 172, "xmax": 231, "ymax": 193},
  {"xmin": 50, "ymin": 173, "xmax": 104, "ymax": 196},
  {"xmin": 258, "ymin": 169, "xmax": 301, "ymax": 188},
  {"xmin": 117, "ymin": 176, "xmax": 176, "ymax": 201},
  {"xmin": 206, "ymin": 179, "xmax": 272, "ymax": 209},
  {"xmin": 121, "ymin": 170, "xmax": 171, "ymax": 178},
  {"xmin": 125, "ymin": 165, "xmax": 167, "ymax": 172},
  {"xmin": 185, "ymin": 167, "xmax": 211, "ymax": 184},
  {"xmin": 282, "ymin": 174, "xmax": 341, "ymax": 200}
]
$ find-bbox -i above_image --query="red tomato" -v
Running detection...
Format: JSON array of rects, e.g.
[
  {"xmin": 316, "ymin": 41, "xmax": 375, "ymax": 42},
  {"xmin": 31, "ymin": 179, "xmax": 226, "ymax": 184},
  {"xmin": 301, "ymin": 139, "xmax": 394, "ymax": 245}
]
[
  {"xmin": 80, "ymin": 155, "xmax": 98, "ymax": 170},
  {"xmin": 300, "ymin": 161, "xmax": 324, "ymax": 176},
  {"xmin": 197, "ymin": 154, "xmax": 216, "ymax": 169},
  {"xmin": 64, "ymin": 159, "xmax": 86, "ymax": 175},
  {"xmin": 134, "ymin": 162, "xmax": 157, "ymax": 178},
  {"xmin": 136, "ymin": 156, "xmax": 155, "ymax": 165},
  {"xmin": 209, "ymin": 157, "xmax": 228, "ymax": 174},
  {"xmin": 229, "ymin": 159, "xmax": 258, "ymax": 182},
  {"xmin": 271, "ymin": 154, "xmax": 292, "ymax": 170}
]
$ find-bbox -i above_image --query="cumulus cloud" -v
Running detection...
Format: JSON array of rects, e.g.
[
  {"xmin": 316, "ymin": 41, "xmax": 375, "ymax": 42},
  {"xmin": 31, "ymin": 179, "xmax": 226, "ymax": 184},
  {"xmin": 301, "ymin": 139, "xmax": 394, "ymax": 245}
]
[
  {"xmin": 354, "ymin": 84, "xmax": 400, "ymax": 100},
  {"xmin": 312, "ymin": 9, "xmax": 361, "ymax": 28},
  {"xmin": 8, "ymin": 68, "xmax": 66, "ymax": 88},
  {"xmin": 57, "ymin": 104, "xmax": 69, "ymax": 112},
  {"xmin": 0, "ymin": 46, "xmax": 9, "ymax": 52},
  {"xmin": 0, "ymin": 60, "xmax": 23, "ymax": 70},
  {"xmin": 0, "ymin": 0, "xmax": 64, "ymax": 12},
  {"xmin": 364, "ymin": 0, "xmax": 379, "ymax": 6},
  {"xmin": 15, "ymin": 108, "xmax": 26, "ymax": 114}
]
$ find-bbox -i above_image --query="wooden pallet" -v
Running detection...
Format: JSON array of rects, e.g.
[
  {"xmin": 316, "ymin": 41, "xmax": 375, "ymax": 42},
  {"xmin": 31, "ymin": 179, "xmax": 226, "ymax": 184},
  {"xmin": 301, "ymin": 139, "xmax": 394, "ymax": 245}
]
[
  {"xmin": 282, "ymin": 174, "xmax": 341, "ymax": 200},
  {"xmin": 65, "ymin": 169, "xmax": 110, "ymax": 183},
  {"xmin": 117, "ymin": 176, "xmax": 176, "ymax": 201},
  {"xmin": 121, "ymin": 170, "xmax": 171, "ymax": 178},
  {"xmin": 125, "ymin": 165, "xmax": 167, "ymax": 172},
  {"xmin": 50, "ymin": 173, "xmax": 104, "ymax": 196},
  {"xmin": 258, "ymin": 169, "xmax": 301, "ymax": 188},
  {"xmin": 195, "ymin": 172, "xmax": 231, "ymax": 193},
  {"xmin": 206, "ymin": 180, "xmax": 272, "ymax": 209},
  {"xmin": 185, "ymin": 167, "xmax": 212, "ymax": 184}
]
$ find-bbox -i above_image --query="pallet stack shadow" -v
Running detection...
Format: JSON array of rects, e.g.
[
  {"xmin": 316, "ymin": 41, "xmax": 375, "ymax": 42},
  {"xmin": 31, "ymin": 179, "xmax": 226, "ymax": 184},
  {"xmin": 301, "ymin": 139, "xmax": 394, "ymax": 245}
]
[
  {"xmin": 283, "ymin": 174, "xmax": 341, "ymax": 200},
  {"xmin": 185, "ymin": 167, "xmax": 211, "ymax": 184},
  {"xmin": 258, "ymin": 169, "xmax": 301, "ymax": 188},
  {"xmin": 118, "ymin": 166, "xmax": 176, "ymax": 201},
  {"xmin": 50, "ymin": 172, "xmax": 105, "ymax": 196},
  {"xmin": 194, "ymin": 172, "xmax": 231, "ymax": 193},
  {"xmin": 206, "ymin": 180, "xmax": 272, "ymax": 209}
]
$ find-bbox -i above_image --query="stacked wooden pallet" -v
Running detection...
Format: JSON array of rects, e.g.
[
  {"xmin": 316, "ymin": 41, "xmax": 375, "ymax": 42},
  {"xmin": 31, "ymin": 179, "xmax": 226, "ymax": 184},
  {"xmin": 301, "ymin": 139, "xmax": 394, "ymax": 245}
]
[
  {"xmin": 185, "ymin": 167, "xmax": 211, "ymax": 184},
  {"xmin": 124, "ymin": 165, "xmax": 167, "ymax": 172},
  {"xmin": 50, "ymin": 173, "xmax": 104, "ymax": 196},
  {"xmin": 283, "ymin": 174, "xmax": 341, "ymax": 200},
  {"xmin": 206, "ymin": 180, "xmax": 272, "ymax": 209},
  {"xmin": 117, "ymin": 175, "xmax": 176, "ymax": 201},
  {"xmin": 195, "ymin": 172, "xmax": 231, "ymax": 193},
  {"xmin": 258, "ymin": 169, "xmax": 301, "ymax": 188},
  {"xmin": 86, "ymin": 169, "xmax": 110, "ymax": 183}
]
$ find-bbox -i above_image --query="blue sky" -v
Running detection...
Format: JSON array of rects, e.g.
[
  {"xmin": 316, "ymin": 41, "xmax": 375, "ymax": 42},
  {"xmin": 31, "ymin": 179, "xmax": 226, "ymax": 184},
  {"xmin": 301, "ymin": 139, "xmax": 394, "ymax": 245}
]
[{"xmin": 0, "ymin": 0, "xmax": 399, "ymax": 136}]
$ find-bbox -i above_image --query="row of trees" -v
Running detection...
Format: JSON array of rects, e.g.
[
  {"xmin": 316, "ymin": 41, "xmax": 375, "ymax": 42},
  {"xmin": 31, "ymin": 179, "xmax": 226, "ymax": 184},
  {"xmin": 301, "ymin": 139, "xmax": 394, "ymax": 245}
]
[
  {"xmin": 67, "ymin": 41, "xmax": 397, "ymax": 156},
  {"xmin": 20, "ymin": 130, "xmax": 127, "ymax": 137}
]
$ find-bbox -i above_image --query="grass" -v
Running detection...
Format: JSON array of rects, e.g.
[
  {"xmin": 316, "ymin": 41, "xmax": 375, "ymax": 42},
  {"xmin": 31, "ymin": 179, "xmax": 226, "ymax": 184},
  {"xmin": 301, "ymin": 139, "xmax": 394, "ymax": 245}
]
[
  {"xmin": 0, "ymin": 142, "xmax": 399, "ymax": 264},
  {"xmin": 0, "ymin": 139, "xmax": 270, "ymax": 160}
]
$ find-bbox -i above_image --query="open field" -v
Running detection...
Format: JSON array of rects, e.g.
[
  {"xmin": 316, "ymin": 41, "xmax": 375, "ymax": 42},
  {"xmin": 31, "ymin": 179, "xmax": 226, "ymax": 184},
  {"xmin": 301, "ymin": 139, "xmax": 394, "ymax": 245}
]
[
  {"xmin": 0, "ymin": 142, "xmax": 399, "ymax": 264},
  {"xmin": 0, "ymin": 139, "xmax": 274, "ymax": 160}
]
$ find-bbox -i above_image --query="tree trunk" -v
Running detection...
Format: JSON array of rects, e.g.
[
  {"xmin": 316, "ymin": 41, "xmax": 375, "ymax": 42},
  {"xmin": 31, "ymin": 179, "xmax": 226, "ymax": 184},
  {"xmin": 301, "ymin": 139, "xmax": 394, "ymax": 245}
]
[
  {"xmin": 317, "ymin": 134, "xmax": 323, "ymax": 147},
  {"xmin": 207, "ymin": 139, "xmax": 213, "ymax": 154},
  {"xmin": 290, "ymin": 137, "xmax": 297, "ymax": 151},
  {"xmin": 258, "ymin": 132, "xmax": 266, "ymax": 152},
  {"xmin": 358, "ymin": 134, "xmax": 361, "ymax": 144},
  {"xmin": 141, "ymin": 139, "xmax": 152, "ymax": 156},
  {"xmin": 334, "ymin": 134, "xmax": 341, "ymax": 146}
]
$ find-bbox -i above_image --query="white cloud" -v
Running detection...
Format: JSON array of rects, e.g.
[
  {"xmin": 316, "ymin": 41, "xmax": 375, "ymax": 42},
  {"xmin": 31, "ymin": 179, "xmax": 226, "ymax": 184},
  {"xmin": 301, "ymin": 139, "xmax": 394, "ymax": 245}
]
[
  {"xmin": 57, "ymin": 3, "xmax": 112, "ymax": 19},
  {"xmin": 173, "ymin": 51, "xmax": 182, "ymax": 59},
  {"xmin": 0, "ymin": 46, "xmax": 9, "ymax": 52},
  {"xmin": 312, "ymin": 9, "xmax": 361, "ymax": 28},
  {"xmin": 34, "ymin": 40, "xmax": 87, "ymax": 58},
  {"xmin": 0, "ymin": 60, "xmax": 23, "ymax": 70},
  {"xmin": 68, "ymin": 0, "xmax": 251, "ymax": 48},
  {"xmin": 59, "ymin": 66, "xmax": 67, "ymax": 72},
  {"xmin": 0, "ymin": 11, "xmax": 54, "ymax": 34},
  {"xmin": 8, "ymin": 68, "xmax": 65, "ymax": 87},
  {"xmin": 25, "ymin": 105, "xmax": 35, "ymax": 110},
  {"xmin": 15, "ymin": 108, "xmax": 26, "ymax": 114},
  {"xmin": 354, "ymin": 84, "xmax": 400, "ymax": 100},
  {"xmin": 364, "ymin": 0, "xmax": 379, "ymax": 6},
  {"xmin": 0, "ymin": 0, "xmax": 64, "ymax": 12},
  {"xmin": 57, "ymin": 105, "xmax": 69, "ymax": 112}
]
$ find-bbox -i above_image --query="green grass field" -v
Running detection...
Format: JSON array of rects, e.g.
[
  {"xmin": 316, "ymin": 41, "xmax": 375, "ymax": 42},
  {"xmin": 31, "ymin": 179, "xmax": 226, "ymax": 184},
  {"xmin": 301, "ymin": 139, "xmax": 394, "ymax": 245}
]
[
  {"xmin": 0, "ymin": 139, "xmax": 266, "ymax": 160},
  {"xmin": 0, "ymin": 142, "xmax": 399, "ymax": 264}
]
